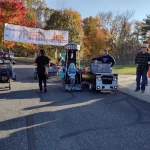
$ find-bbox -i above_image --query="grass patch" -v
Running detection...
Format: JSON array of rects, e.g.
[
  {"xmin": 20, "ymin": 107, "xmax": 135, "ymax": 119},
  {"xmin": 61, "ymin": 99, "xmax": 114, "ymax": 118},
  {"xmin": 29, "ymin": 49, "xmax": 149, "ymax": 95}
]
[
  {"xmin": 113, "ymin": 65, "xmax": 136, "ymax": 75},
  {"xmin": 14, "ymin": 57, "xmax": 55, "ymax": 63},
  {"xmin": 14, "ymin": 58, "xmax": 136, "ymax": 75},
  {"xmin": 14, "ymin": 57, "xmax": 35, "ymax": 63}
]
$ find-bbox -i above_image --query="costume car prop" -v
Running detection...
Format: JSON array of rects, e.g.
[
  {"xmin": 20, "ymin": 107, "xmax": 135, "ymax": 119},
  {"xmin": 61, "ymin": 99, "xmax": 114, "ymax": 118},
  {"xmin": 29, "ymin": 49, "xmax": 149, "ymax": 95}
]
[
  {"xmin": 0, "ymin": 59, "xmax": 16, "ymax": 90},
  {"xmin": 34, "ymin": 63, "xmax": 60, "ymax": 79},
  {"xmin": 82, "ymin": 61, "xmax": 118, "ymax": 91},
  {"xmin": 60, "ymin": 43, "xmax": 82, "ymax": 91}
]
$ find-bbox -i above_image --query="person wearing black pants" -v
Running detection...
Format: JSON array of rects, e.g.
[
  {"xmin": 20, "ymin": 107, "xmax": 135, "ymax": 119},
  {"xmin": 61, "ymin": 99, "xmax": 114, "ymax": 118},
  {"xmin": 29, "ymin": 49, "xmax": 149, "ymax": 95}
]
[
  {"xmin": 38, "ymin": 74, "xmax": 47, "ymax": 92},
  {"xmin": 35, "ymin": 49, "xmax": 50, "ymax": 93}
]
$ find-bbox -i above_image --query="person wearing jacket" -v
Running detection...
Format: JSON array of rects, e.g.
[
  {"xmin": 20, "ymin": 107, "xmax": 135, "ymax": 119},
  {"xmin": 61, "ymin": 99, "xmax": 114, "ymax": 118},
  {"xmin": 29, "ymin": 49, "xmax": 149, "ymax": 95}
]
[
  {"xmin": 135, "ymin": 44, "xmax": 150, "ymax": 93},
  {"xmin": 92, "ymin": 49, "xmax": 116, "ymax": 67}
]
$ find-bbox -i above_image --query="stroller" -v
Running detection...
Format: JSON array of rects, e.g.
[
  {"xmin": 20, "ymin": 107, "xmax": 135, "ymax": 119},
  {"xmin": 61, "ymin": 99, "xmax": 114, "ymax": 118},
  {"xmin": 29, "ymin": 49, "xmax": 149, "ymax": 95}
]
[{"xmin": 0, "ymin": 59, "xmax": 16, "ymax": 90}]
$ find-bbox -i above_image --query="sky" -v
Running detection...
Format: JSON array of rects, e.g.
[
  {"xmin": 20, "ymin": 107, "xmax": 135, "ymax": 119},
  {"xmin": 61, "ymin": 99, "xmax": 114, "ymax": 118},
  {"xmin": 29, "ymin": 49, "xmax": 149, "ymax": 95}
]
[{"xmin": 45, "ymin": 0, "xmax": 149, "ymax": 21}]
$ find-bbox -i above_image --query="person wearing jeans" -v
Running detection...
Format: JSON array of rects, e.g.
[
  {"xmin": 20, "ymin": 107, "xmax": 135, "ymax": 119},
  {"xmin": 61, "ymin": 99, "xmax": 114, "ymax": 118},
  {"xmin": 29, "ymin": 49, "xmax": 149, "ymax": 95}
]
[
  {"xmin": 135, "ymin": 44, "xmax": 150, "ymax": 93},
  {"xmin": 136, "ymin": 69, "xmax": 147, "ymax": 92},
  {"xmin": 35, "ymin": 49, "xmax": 50, "ymax": 93},
  {"xmin": 145, "ymin": 74, "xmax": 148, "ymax": 86}
]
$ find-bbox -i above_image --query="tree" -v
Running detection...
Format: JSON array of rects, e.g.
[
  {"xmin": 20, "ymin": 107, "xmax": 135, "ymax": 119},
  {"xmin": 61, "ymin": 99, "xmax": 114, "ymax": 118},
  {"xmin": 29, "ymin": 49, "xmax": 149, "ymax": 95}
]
[
  {"xmin": 82, "ymin": 16, "xmax": 108, "ymax": 59},
  {"xmin": 0, "ymin": 0, "xmax": 36, "ymax": 49},
  {"xmin": 140, "ymin": 15, "xmax": 150, "ymax": 44},
  {"xmin": 98, "ymin": 11, "xmax": 140, "ymax": 64},
  {"xmin": 23, "ymin": 0, "xmax": 48, "ymax": 27},
  {"xmin": 44, "ymin": 9, "xmax": 83, "ymax": 44},
  {"xmin": 44, "ymin": 9, "xmax": 83, "ymax": 59},
  {"xmin": 133, "ymin": 21, "xmax": 142, "ymax": 41}
]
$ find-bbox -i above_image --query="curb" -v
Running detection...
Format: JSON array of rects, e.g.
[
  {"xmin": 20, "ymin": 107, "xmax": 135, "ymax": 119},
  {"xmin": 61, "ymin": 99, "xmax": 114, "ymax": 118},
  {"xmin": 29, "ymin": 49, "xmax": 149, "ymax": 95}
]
[{"xmin": 118, "ymin": 85, "xmax": 150, "ymax": 103}]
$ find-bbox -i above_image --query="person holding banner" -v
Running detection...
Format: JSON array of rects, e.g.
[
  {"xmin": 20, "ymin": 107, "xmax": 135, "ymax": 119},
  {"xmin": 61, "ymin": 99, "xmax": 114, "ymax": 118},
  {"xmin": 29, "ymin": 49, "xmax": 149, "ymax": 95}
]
[{"xmin": 35, "ymin": 49, "xmax": 50, "ymax": 93}]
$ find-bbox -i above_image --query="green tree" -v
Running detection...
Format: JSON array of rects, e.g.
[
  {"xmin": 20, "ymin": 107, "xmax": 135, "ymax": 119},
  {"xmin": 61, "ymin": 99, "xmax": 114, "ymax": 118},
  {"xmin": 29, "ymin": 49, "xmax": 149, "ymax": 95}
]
[
  {"xmin": 140, "ymin": 15, "xmax": 150, "ymax": 44},
  {"xmin": 44, "ymin": 9, "xmax": 83, "ymax": 44},
  {"xmin": 43, "ymin": 9, "xmax": 83, "ymax": 60}
]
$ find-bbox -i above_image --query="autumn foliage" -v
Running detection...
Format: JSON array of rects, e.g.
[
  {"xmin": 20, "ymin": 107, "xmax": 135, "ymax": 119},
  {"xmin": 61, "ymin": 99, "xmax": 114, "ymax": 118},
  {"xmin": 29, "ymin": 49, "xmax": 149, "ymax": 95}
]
[
  {"xmin": 82, "ymin": 16, "xmax": 108, "ymax": 58},
  {"xmin": 0, "ymin": 1, "xmax": 142, "ymax": 62},
  {"xmin": 0, "ymin": 0, "xmax": 36, "ymax": 48},
  {"xmin": 0, "ymin": 0, "xmax": 36, "ymax": 27}
]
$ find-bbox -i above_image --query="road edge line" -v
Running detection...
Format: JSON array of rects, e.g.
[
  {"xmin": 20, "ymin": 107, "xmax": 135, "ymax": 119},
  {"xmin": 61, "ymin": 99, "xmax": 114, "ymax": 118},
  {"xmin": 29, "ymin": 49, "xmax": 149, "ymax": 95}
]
[{"xmin": 118, "ymin": 85, "xmax": 150, "ymax": 103}]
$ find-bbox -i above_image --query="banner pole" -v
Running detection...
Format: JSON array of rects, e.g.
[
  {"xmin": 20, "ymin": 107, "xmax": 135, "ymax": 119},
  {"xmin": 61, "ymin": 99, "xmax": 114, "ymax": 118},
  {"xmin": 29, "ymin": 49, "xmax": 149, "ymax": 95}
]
[{"xmin": 55, "ymin": 48, "xmax": 57, "ymax": 63}]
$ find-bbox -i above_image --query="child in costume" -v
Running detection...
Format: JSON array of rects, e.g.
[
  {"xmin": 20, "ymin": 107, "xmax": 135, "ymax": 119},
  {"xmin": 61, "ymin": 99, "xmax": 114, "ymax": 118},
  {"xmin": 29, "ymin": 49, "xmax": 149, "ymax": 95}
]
[{"xmin": 67, "ymin": 63, "xmax": 77, "ymax": 84}]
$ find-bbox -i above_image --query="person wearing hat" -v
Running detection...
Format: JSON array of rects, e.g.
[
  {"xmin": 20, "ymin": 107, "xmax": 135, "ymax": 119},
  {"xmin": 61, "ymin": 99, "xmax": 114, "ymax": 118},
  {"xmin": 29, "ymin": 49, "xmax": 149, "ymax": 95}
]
[
  {"xmin": 35, "ymin": 49, "xmax": 50, "ymax": 93},
  {"xmin": 135, "ymin": 44, "xmax": 150, "ymax": 93},
  {"xmin": 92, "ymin": 49, "xmax": 116, "ymax": 67}
]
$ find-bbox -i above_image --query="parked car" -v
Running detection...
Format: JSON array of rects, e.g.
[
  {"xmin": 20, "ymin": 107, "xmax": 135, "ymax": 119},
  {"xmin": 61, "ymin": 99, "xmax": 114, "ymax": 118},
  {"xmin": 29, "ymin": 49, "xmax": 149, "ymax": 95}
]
[{"xmin": 3, "ymin": 53, "xmax": 14, "ymax": 59}]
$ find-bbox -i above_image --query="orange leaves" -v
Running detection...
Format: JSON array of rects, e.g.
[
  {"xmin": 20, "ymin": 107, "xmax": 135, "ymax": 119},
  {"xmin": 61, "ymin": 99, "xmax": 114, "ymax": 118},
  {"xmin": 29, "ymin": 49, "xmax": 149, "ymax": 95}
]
[
  {"xmin": 0, "ymin": 0, "xmax": 37, "ymax": 49},
  {"xmin": 14, "ymin": 43, "xmax": 37, "ymax": 53},
  {"xmin": 3, "ymin": 41, "xmax": 15, "ymax": 48},
  {"xmin": 0, "ymin": 0, "xmax": 26, "ymax": 25},
  {"xmin": 0, "ymin": 0, "xmax": 36, "ymax": 28},
  {"xmin": 83, "ymin": 16, "xmax": 108, "ymax": 58},
  {"xmin": 83, "ymin": 16, "xmax": 100, "ymax": 36}
]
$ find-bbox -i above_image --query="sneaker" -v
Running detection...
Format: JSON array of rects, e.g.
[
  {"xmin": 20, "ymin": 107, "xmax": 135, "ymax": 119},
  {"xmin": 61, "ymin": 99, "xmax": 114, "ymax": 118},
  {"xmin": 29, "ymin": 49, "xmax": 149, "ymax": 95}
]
[
  {"xmin": 145, "ymin": 83, "xmax": 148, "ymax": 86},
  {"xmin": 44, "ymin": 88, "xmax": 47, "ymax": 93},
  {"xmin": 134, "ymin": 89, "xmax": 140, "ymax": 92},
  {"xmin": 38, "ymin": 90, "xmax": 42, "ymax": 93}
]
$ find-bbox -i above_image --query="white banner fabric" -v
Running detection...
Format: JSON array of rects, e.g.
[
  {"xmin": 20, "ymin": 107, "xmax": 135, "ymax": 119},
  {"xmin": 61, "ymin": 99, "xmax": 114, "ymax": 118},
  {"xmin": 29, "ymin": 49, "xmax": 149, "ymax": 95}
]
[{"xmin": 4, "ymin": 23, "xmax": 69, "ymax": 46}]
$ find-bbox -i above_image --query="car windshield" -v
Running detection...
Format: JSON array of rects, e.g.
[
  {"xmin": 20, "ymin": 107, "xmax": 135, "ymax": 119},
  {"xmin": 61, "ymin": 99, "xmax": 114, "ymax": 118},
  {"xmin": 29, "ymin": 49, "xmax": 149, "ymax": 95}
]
[{"xmin": 90, "ymin": 62, "xmax": 112, "ymax": 73}]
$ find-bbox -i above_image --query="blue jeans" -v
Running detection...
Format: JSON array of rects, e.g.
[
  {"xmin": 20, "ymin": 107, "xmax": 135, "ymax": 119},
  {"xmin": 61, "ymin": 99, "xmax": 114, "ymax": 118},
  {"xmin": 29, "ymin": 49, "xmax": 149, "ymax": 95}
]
[
  {"xmin": 136, "ymin": 69, "xmax": 147, "ymax": 90},
  {"xmin": 145, "ymin": 75, "xmax": 148, "ymax": 84}
]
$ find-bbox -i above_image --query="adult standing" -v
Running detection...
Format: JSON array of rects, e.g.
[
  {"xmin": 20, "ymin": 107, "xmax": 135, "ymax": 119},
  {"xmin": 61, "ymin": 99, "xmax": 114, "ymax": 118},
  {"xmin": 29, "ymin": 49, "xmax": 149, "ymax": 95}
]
[
  {"xmin": 35, "ymin": 49, "xmax": 50, "ymax": 93},
  {"xmin": 135, "ymin": 44, "xmax": 150, "ymax": 93}
]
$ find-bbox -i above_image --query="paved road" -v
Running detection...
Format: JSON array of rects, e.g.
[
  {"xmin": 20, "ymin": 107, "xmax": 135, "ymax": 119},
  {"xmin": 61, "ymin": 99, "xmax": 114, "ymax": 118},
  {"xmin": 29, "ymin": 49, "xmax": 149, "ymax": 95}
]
[{"xmin": 0, "ymin": 63, "xmax": 150, "ymax": 150}]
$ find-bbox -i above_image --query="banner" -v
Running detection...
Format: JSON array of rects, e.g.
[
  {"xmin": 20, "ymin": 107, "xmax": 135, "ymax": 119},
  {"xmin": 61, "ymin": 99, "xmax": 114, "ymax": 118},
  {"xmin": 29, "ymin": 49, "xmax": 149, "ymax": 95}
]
[{"xmin": 4, "ymin": 23, "xmax": 69, "ymax": 46}]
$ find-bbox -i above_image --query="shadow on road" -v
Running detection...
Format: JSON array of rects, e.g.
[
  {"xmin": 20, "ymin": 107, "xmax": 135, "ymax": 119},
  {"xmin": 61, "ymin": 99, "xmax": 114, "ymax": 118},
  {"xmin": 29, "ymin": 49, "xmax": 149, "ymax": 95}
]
[
  {"xmin": 0, "ymin": 88, "xmax": 39, "ymax": 100},
  {"xmin": 1, "ymin": 92, "xmax": 150, "ymax": 149},
  {"xmin": 1, "ymin": 63, "xmax": 150, "ymax": 149}
]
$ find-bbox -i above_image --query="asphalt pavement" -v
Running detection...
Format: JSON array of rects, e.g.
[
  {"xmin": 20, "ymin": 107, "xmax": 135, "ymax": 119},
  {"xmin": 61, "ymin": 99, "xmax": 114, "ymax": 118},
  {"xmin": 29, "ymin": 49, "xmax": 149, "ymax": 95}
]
[{"xmin": 0, "ymin": 63, "xmax": 150, "ymax": 150}]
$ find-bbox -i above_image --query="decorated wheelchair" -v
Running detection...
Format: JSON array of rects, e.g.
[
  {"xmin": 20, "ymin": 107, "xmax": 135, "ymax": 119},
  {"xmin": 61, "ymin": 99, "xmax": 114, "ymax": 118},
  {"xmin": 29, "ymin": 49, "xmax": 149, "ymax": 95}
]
[
  {"xmin": 0, "ymin": 59, "xmax": 16, "ymax": 90},
  {"xmin": 60, "ymin": 43, "xmax": 82, "ymax": 91}
]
